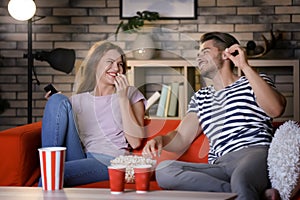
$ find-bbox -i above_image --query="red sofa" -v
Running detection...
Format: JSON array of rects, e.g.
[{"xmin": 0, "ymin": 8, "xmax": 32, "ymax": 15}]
[{"xmin": 0, "ymin": 119, "xmax": 299, "ymax": 199}]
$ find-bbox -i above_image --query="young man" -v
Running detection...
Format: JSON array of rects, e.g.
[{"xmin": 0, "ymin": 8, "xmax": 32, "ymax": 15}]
[{"xmin": 142, "ymin": 32, "xmax": 286, "ymax": 200}]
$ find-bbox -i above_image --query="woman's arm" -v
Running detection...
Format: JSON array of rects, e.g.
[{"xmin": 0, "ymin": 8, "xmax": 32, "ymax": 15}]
[
  {"xmin": 115, "ymin": 74, "xmax": 145, "ymax": 149},
  {"xmin": 119, "ymin": 98, "xmax": 145, "ymax": 149}
]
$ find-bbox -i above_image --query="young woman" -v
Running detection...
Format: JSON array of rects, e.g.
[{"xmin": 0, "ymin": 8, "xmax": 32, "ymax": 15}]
[{"xmin": 39, "ymin": 41, "xmax": 146, "ymax": 186}]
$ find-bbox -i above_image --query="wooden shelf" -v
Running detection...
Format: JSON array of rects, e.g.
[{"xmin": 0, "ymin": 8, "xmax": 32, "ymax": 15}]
[
  {"xmin": 127, "ymin": 59, "xmax": 197, "ymax": 119},
  {"xmin": 128, "ymin": 59, "xmax": 299, "ymax": 121}
]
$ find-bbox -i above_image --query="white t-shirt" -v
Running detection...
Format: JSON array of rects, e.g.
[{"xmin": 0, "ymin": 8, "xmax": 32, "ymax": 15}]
[{"xmin": 70, "ymin": 86, "xmax": 145, "ymax": 157}]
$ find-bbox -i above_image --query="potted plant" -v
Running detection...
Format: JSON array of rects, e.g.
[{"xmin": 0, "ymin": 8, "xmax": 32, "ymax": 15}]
[
  {"xmin": 115, "ymin": 10, "xmax": 160, "ymax": 60},
  {"xmin": 115, "ymin": 10, "xmax": 160, "ymax": 35}
]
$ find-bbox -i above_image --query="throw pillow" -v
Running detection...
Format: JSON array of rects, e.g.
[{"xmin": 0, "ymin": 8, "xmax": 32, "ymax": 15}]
[{"xmin": 268, "ymin": 120, "xmax": 300, "ymax": 200}]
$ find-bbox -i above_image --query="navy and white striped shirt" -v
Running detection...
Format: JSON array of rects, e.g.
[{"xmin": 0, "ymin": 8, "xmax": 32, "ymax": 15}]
[{"xmin": 188, "ymin": 74, "xmax": 274, "ymax": 164}]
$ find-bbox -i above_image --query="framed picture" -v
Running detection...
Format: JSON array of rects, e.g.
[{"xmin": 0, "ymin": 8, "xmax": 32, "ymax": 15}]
[{"xmin": 120, "ymin": 0, "xmax": 197, "ymax": 20}]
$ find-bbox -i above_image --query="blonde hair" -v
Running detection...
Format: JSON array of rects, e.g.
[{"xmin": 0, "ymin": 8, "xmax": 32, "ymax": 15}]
[{"xmin": 74, "ymin": 41, "xmax": 127, "ymax": 94}]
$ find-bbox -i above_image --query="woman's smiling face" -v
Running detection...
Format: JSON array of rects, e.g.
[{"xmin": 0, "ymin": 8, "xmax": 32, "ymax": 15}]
[{"xmin": 96, "ymin": 49, "xmax": 124, "ymax": 85}]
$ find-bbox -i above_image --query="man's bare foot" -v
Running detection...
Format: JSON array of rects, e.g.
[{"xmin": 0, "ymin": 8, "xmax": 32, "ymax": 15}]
[{"xmin": 263, "ymin": 188, "xmax": 281, "ymax": 200}]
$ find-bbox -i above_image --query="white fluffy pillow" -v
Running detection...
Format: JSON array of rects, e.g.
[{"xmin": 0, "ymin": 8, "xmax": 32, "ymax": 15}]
[{"xmin": 268, "ymin": 120, "xmax": 300, "ymax": 200}]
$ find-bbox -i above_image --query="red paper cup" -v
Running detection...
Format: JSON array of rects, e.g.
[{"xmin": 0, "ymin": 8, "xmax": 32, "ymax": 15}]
[
  {"xmin": 38, "ymin": 147, "xmax": 66, "ymax": 191},
  {"xmin": 108, "ymin": 165, "xmax": 126, "ymax": 194},
  {"xmin": 134, "ymin": 164, "xmax": 153, "ymax": 193}
]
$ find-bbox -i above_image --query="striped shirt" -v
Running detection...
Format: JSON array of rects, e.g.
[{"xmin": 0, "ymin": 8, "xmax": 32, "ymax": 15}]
[{"xmin": 188, "ymin": 74, "xmax": 274, "ymax": 164}]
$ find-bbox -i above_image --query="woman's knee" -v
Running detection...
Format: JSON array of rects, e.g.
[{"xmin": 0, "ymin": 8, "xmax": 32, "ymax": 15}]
[
  {"xmin": 47, "ymin": 93, "xmax": 69, "ymax": 105},
  {"xmin": 45, "ymin": 93, "xmax": 72, "ymax": 113}
]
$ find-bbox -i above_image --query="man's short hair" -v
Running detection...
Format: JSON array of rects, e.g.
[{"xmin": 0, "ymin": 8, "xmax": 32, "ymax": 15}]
[{"xmin": 200, "ymin": 32, "xmax": 240, "ymax": 51}]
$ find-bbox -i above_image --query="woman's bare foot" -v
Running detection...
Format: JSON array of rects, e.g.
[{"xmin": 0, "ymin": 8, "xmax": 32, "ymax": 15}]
[{"xmin": 263, "ymin": 188, "xmax": 281, "ymax": 200}]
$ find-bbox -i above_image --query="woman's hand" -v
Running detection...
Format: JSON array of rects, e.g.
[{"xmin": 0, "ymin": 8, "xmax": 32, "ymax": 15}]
[
  {"xmin": 44, "ymin": 91, "xmax": 61, "ymax": 100},
  {"xmin": 142, "ymin": 136, "xmax": 163, "ymax": 158},
  {"xmin": 44, "ymin": 91, "xmax": 52, "ymax": 99},
  {"xmin": 114, "ymin": 73, "xmax": 129, "ymax": 97}
]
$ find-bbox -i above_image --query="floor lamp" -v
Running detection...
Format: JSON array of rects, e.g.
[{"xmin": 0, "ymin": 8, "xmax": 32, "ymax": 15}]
[{"xmin": 8, "ymin": 0, "xmax": 76, "ymax": 123}]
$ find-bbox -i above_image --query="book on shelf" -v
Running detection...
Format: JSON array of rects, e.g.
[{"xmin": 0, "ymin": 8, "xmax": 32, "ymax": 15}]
[
  {"xmin": 167, "ymin": 82, "xmax": 180, "ymax": 117},
  {"xmin": 148, "ymin": 104, "xmax": 158, "ymax": 116},
  {"xmin": 156, "ymin": 84, "xmax": 171, "ymax": 117},
  {"xmin": 178, "ymin": 84, "xmax": 185, "ymax": 118},
  {"xmin": 145, "ymin": 91, "xmax": 161, "ymax": 111},
  {"xmin": 164, "ymin": 85, "xmax": 172, "ymax": 117}
]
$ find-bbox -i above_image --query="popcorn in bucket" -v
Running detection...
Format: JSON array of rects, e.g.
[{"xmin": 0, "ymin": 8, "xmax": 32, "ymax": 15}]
[{"xmin": 110, "ymin": 155, "xmax": 156, "ymax": 183}]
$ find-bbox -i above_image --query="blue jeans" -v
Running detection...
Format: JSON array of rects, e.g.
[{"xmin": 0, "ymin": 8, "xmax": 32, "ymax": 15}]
[{"xmin": 39, "ymin": 93, "xmax": 112, "ymax": 187}]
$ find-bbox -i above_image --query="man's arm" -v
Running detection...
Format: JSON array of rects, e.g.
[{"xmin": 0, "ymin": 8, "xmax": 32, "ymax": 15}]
[
  {"xmin": 143, "ymin": 112, "xmax": 202, "ymax": 158},
  {"xmin": 225, "ymin": 45, "xmax": 286, "ymax": 118},
  {"xmin": 241, "ymin": 66, "xmax": 286, "ymax": 117}
]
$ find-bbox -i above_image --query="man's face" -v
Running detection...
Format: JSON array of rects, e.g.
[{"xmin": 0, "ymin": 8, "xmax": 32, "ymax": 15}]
[{"xmin": 197, "ymin": 40, "xmax": 223, "ymax": 78}]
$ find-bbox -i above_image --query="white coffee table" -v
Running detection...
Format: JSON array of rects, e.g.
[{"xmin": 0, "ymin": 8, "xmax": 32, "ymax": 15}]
[{"xmin": 0, "ymin": 186, "xmax": 237, "ymax": 200}]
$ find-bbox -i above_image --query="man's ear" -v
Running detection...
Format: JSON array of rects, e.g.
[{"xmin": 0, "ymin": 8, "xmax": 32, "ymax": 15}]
[{"xmin": 222, "ymin": 51, "xmax": 229, "ymax": 60}]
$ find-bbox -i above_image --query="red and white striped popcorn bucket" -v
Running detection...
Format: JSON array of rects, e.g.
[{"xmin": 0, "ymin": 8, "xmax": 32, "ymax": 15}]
[{"xmin": 38, "ymin": 147, "xmax": 66, "ymax": 191}]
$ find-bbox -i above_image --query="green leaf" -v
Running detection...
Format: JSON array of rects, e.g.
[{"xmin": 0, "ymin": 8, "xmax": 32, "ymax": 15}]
[{"xmin": 115, "ymin": 10, "xmax": 160, "ymax": 36}]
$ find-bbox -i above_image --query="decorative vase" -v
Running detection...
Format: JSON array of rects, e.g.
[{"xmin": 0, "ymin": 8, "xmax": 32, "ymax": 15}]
[{"xmin": 132, "ymin": 33, "xmax": 155, "ymax": 60}]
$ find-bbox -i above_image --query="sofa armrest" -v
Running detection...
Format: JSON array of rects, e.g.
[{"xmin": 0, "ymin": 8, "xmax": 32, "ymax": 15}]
[{"xmin": 0, "ymin": 121, "xmax": 42, "ymax": 186}]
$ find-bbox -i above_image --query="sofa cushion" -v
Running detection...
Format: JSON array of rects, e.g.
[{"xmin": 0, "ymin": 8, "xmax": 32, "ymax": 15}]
[
  {"xmin": 0, "ymin": 122, "xmax": 42, "ymax": 186},
  {"xmin": 133, "ymin": 119, "xmax": 208, "ymax": 164}
]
